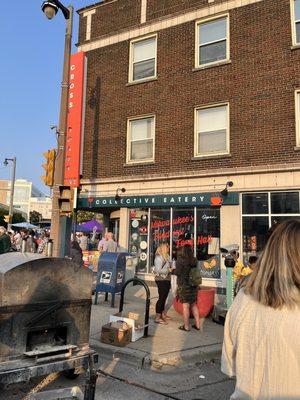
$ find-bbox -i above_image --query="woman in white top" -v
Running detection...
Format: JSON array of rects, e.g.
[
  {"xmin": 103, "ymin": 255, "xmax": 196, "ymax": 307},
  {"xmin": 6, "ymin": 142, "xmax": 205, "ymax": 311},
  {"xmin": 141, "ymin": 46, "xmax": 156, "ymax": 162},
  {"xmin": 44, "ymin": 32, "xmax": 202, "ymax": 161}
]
[{"xmin": 222, "ymin": 220, "xmax": 300, "ymax": 399}]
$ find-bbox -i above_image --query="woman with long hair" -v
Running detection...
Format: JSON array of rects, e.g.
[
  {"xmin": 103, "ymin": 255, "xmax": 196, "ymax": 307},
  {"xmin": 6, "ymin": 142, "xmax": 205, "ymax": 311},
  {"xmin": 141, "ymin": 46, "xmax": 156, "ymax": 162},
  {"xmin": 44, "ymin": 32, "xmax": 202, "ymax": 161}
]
[
  {"xmin": 154, "ymin": 243, "xmax": 172, "ymax": 324},
  {"xmin": 222, "ymin": 220, "xmax": 300, "ymax": 399},
  {"xmin": 174, "ymin": 244, "xmax": 201, "ymax": 331}
]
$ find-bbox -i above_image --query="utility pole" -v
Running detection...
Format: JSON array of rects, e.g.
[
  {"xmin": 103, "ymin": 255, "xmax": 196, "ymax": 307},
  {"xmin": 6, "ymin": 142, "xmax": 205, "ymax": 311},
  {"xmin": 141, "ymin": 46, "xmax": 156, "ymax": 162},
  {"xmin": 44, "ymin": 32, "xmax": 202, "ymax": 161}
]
[
  {"xmin": 4, "ymin": 157, "xmax": 16, "ymax": 231},
  {"xmin": 42, "ymin": 1, "xmax": 73, "ymax": 257}
]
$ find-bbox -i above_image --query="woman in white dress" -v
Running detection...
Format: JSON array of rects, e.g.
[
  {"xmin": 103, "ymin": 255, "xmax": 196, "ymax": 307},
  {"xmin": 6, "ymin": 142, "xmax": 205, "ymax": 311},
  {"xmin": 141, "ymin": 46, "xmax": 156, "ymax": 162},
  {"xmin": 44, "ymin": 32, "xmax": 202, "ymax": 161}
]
[{"xmin": 222, "ymin": 219, "xmax": 300, "ymax": 399}]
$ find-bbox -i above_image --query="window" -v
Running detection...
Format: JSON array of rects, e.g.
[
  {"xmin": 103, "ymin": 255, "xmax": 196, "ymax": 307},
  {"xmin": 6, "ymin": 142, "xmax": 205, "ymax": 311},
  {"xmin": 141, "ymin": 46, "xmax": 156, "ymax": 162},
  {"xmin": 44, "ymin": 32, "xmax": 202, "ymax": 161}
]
[
  {"xmin": 129, "ymin": 209, "xmax": 149, "ymax": 273},
  {"xmin": 295, "ymin": 90, "xmax": 300, "ymax": 146},
  {"xmin": 129, "ymin": 35, "xmax": 157, "ymax": 82},
  {"xmin": 242, "ymin": 191, "xmax": 300, "ymax": 261},
  {"xmin": 195, "ymin": 104, "xmax": 229, "ymax": 157},
  {"xmin": 127, "ymin": 116, "xmax": 155, "ymax": 163},
  {"xmin": 197, "ymin": 208, "xmax": 221, "ymax": 279},
  {"xmin": 292, "ymin": 0, "xmax": 300, "ymax": 45},
  {"xmin": 196, "ymin": 16, "xmax": 229, "ymax": 67}
]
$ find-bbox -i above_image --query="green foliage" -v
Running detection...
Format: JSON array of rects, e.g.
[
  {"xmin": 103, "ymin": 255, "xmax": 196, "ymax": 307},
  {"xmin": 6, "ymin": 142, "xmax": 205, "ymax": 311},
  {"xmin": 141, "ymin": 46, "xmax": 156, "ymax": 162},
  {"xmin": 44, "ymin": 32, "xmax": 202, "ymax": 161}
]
[
  {"xmin": 30, "ymin": 210, "xmax": 42, "ymax": 224},
  {"xmin": 77, "ymin": 210, "xmax": 95, "ymax": 224},
  {"xmin": 0, "ymin": 209, "xmax": 26, "ymax": 228}
]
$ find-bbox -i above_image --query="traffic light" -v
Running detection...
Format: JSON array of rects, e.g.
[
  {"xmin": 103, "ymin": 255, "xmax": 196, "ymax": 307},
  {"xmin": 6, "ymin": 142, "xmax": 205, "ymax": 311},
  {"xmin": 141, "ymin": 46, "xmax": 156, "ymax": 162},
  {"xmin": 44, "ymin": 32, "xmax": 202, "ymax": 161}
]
[
  {"xmin": 41, "ymin": 149, "xmax": 56, "ymax": 186},
  {"xmin": 58, "ymin": 186, "xmax": 75, "ymax": 215},
  {"xmin": 4, "ymin": 215, "xmax": 9, "ymax": 223}
]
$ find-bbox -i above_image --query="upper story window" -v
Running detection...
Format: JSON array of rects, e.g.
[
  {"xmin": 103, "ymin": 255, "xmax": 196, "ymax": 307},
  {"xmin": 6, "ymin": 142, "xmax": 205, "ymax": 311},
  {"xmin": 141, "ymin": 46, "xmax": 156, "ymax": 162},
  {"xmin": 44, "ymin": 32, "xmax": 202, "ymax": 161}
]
[
  {"xmin": 127, "ymin": 116, "xmax": 155, "ymax": 163},
  {"xmin": 196, "ymin": 15, "xmax": 229, "ymax": 67},
  {"xmin": 194, "ymin": 104, "xmax": 229, "ymax": 157},
  {"xmin": 129, "ymin": 35, "xmax": 157, "ymax": 83},
  {"xmin": 292, "ymin": 0, "xmax": 300, "ymax": 45}
]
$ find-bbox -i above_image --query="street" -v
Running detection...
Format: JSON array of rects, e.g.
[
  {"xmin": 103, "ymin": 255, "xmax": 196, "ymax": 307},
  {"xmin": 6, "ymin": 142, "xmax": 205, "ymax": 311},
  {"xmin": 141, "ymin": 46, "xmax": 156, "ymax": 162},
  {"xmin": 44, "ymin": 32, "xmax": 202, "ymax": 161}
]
[{"xmin": 1, "ymin": 359, "xmax": 235, "ymax": 400}]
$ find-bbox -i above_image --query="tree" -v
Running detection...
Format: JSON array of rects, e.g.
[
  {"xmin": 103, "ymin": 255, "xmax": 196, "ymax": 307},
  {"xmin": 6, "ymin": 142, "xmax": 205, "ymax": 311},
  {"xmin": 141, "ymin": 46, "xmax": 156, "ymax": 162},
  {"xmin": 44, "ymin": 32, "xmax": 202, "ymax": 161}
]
[
  {"xmin": 30, "ymin": 211, "xmax": 42, "ymax": 225},
  {"xmin": 76, "ymin": 210, "xmax": 95, "ymax": 224},
  {"xmin": 0, "ymin": 209, "xmax": 25, "ymax": 228}
]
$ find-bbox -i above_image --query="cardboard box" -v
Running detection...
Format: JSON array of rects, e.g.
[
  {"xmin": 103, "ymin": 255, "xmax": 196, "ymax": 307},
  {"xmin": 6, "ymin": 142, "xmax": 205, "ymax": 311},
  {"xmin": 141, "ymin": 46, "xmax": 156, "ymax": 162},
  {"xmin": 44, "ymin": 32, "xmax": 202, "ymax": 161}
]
[
  {"xmin": 100, "ymin": 321, "xmax": 132, "ymax": 347},
  {"xmin": 109, "ymin": 312, "xmax": 145, "ymax": 342}
]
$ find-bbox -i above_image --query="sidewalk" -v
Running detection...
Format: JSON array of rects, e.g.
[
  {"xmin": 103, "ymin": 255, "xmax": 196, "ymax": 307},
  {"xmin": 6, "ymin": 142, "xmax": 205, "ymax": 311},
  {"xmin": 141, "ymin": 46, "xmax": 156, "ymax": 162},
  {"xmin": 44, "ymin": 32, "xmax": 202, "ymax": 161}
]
[{"xmin": 89, "ymin": 284, "xmax": 224, "ymax": 369}]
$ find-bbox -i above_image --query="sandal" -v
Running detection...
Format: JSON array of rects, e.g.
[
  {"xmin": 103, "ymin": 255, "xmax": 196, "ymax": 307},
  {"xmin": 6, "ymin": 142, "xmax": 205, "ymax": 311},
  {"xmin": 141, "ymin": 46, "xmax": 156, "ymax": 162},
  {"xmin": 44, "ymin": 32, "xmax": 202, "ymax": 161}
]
[
  {"xmin": 155, "ymin": 318, "xmax": 168, "ymax": 325},
  {"xmin": 192, "ymin": 324, "xmax": 201, "ymax": 331},
  {"xmin": 178, "ymin": 325, "xmax": 190, "ymax": 332},
  {"xmin": 163, "ymin": 314, "xmax": 172, "ymax": 320}
]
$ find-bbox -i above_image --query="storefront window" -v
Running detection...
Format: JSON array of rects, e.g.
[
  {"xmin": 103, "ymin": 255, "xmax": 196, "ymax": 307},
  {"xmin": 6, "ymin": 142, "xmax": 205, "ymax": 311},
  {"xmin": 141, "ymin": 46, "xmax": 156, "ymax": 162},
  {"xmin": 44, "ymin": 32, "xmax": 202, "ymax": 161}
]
[
  {"xmin": 271, "ymin": 192, "xmax": 299, "ymax": 214},
  {"xmin": 271, "ymin": 216, "xmax": 300, "ymax": 226},
  {"xmin": 172, "ymin": 208, "xmax": 194, "ymax": 252},
  {"xmin": 242, "ymin": 216, "xmax": 269, "ymax": 257},
  {"xmin": 242, "ymin": 192, "xmax": 300, "ymax": 261},
  {"xmin": 149, "ymin": 209, "xmax": 171, "ymax": 269},
  {"xmin": 196, "ymin": 208, "xmax": 221, "ymax": 279},
  {"xmin": 129, "ymin": 209, "xmax": 149, "ymax": 273},
  {"xmin": 242, "ymin": 193, "xmax": 268, "ymax": 214}
]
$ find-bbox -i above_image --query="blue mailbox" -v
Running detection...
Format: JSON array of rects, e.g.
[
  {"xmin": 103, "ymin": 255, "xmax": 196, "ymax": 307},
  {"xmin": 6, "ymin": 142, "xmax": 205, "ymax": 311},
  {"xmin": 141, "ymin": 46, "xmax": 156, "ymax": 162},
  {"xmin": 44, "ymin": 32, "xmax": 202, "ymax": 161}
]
[{"xmin": 94, "ymin": 252, "xmax": 127, "ymax": 307}]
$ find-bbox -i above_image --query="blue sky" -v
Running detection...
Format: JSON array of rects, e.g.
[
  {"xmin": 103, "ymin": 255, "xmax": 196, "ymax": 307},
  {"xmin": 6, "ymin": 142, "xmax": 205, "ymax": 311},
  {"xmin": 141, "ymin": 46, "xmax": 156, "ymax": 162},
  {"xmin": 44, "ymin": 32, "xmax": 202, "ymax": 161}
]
[{"xmin": 0, "ymin": 1, "xmax": 93, "ymax": 194}]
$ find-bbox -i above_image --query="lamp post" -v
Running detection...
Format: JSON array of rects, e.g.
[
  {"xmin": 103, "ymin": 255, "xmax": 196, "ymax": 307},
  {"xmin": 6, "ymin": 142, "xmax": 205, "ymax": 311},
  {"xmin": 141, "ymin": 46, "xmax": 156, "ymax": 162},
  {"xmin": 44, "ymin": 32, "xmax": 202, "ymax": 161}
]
[
  {"xmin": 41, "ymin": 0, "xmax": 73, "ymax": 257},
  {"xmin": 3, "ymin": 157, "xmax": 17, "ymax": 231}
]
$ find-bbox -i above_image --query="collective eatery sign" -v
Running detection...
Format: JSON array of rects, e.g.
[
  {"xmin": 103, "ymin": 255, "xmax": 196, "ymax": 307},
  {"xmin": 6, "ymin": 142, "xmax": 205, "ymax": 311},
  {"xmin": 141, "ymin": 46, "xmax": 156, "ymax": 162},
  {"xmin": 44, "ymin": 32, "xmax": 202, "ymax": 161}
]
[
  {"xmin": 78, "ymin": 192, "xmax": 239, "ymax": 208},
  {"xmin": 64, "ymin": 52, "xmax": 86, "ymax": 187}
]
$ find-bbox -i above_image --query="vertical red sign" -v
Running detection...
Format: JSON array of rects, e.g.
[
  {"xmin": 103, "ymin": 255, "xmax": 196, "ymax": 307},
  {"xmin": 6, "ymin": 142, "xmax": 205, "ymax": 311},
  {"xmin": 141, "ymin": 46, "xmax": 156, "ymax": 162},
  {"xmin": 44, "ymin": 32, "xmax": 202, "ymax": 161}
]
[{"xmin": 64, "ymin": 52, "xmax": 86, "ymax": 187}]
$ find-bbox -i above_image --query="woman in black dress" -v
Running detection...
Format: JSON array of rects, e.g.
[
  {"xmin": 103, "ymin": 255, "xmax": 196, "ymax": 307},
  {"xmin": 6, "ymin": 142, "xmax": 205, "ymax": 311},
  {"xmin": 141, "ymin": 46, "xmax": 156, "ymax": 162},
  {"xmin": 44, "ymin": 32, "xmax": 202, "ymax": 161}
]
[{"xmin": 174, "ymin": 244, "xmax": 201, "ymax": 331}]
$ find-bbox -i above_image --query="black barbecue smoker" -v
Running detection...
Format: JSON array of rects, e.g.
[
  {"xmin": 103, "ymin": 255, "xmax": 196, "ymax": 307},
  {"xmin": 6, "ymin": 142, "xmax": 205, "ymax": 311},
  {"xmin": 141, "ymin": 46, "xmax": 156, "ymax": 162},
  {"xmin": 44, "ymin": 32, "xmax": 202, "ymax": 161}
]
[{"xmin": 0, "ymin": 253, "xmax": 98, "ymax": 399}]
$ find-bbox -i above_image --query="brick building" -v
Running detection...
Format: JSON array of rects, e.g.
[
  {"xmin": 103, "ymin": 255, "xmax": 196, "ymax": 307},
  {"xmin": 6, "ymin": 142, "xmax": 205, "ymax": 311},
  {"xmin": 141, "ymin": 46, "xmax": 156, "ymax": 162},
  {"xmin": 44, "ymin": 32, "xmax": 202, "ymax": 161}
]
[{"xmin": 76, "ymin": 0, "xmax": 300, "ymax": 289}]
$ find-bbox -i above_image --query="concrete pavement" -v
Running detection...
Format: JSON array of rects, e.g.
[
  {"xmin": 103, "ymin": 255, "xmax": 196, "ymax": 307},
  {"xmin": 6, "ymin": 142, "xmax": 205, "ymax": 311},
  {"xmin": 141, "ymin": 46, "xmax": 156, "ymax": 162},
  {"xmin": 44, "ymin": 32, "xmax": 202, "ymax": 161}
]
[{"xmin": 89, "ymin": 284, "xmax": 224, "ymax": 369}]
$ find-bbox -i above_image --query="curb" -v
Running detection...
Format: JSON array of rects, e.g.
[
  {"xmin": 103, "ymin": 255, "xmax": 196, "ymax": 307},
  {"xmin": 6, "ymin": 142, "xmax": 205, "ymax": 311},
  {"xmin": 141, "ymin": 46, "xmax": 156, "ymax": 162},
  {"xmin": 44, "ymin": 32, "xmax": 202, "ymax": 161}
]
[{"xmin": 90, "ymin": 338, "xmax": 222, "ymax": 370}]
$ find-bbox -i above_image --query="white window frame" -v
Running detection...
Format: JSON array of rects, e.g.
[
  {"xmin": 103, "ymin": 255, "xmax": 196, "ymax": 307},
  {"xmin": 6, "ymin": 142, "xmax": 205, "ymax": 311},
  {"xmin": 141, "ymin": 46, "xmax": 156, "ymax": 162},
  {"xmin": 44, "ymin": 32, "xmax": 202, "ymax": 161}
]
[
  {"xmin": 295, "ymin": 90, "xmax": 300, "ymax": 147},
  {"xmin": 128, "ymin": 34, "xmax": 157, "ymax": 83},
  {"xmin": 195, "ymin": 14, "xmax": 230, "ymax": 68},
  {"xmin": 240, "ymin": 191, "xmax": 300, "ymax": 256},
  {"xmin": 126, "ymin": 114, "xmax": 156, "ymax": 164},
  {"xmin": 194, "ymin": 102, "xmax": 230, "ymax": 158},
  {"xmin": 291, "ymin": 0, "xmax": 300, "ymax": 45}
]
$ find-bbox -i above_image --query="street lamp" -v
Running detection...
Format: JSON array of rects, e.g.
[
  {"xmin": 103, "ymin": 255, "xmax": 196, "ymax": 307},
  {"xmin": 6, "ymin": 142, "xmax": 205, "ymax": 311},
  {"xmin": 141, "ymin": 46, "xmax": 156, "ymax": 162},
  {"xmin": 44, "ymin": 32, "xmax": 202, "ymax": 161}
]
[
  {"xmin": 41, "ymin": 0, "xmax": 70, "ymax": 20},
  {"xmin": 42, "ymin": 0, "xmax": 73, "ymax": 257},
  {"xmin": 3, "ymin": 157, "xmax": 16, "ymax": 231}
]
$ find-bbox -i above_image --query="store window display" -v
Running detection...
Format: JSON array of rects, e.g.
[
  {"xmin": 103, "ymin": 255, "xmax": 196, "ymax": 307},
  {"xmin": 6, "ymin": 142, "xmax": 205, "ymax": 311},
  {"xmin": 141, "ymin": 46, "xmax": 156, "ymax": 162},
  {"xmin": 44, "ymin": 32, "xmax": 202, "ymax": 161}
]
[
  {"xmin": 129, "ymin": 209, "xmax": 149, "ymax": 273},
  {"xmin": 196, "ymin": 208, "xmax": 221, "ymax": 279}
]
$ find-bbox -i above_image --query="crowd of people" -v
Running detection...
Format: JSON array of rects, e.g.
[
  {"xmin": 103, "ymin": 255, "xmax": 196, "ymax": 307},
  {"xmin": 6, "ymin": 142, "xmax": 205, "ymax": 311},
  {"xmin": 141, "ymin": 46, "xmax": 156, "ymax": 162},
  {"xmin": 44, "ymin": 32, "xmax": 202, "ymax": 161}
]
[
  {"xmin": 0, "ymin": 226, "xmax": 50, "ymax": 255},
  {"xmin": 70, "ymin": 231, "xmax": 118, "ymax": 266},
  {"xmin": 0, "ymin": 225, "xmax": 119, "ymax": 260},
  {"xmin": 74, "ymin": 230, "xmax": 118, "ymax": 252}
]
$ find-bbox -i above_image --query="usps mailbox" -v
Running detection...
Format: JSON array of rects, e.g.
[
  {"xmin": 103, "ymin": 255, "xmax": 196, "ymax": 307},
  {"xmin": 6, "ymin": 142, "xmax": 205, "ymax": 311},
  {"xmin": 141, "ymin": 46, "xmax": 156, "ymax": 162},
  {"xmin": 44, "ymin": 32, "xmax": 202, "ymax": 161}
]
[{"xmin": 94, "ymin": 252, "xmax": 126, "ymax": 307}]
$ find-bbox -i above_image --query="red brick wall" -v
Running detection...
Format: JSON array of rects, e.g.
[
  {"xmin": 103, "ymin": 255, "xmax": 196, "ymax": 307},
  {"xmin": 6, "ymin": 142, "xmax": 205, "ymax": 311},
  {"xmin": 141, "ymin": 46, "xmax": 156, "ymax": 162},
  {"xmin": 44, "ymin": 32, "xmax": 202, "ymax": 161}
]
[
  {"xmin": 78, "ymin": 0, "xmax": 141, "ymax": 42},
  {"xmin": 146, "ymin": 0, "xmax": 227, "ymax": 21},
  {"xmin": 81, "ymin": 0, "xmax": 300, "ymax": 181}
]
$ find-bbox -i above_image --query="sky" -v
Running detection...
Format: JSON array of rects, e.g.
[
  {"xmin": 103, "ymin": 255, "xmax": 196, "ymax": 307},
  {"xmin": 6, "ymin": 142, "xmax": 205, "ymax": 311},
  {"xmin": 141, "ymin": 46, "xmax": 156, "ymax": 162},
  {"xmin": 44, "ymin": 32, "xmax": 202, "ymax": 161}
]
[{"xmin": 0, "ymin": 0, "xmax": 94, "ymax": 195}]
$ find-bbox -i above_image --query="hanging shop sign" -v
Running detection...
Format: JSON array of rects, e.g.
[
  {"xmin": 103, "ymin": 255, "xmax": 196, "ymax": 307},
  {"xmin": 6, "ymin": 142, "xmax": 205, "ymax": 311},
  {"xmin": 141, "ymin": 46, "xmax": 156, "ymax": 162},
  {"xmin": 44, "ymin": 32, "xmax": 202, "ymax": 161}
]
[
  {"xmin": 64, "ymin": 51, "xmax": 86, "ymax": 188},
  {"xmin": 78, "ymin": 192, "xmax": 239, "ymax": 209}
]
